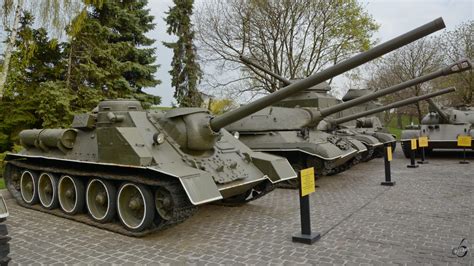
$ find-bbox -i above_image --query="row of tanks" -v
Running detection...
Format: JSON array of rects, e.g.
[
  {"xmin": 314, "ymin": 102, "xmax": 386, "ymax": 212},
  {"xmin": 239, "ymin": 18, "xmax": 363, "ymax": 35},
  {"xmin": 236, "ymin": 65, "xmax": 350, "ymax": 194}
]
[
  {"xmin": 226, "ymin": 56, "xmax": 470, "ymax": 188},
  {"xmin": 1, "ymin": 18, "xmax": 469, "ymax": 236},
  {"xmin": 238, "ymin": 57, "xmax": 392, "ymax": 162}
]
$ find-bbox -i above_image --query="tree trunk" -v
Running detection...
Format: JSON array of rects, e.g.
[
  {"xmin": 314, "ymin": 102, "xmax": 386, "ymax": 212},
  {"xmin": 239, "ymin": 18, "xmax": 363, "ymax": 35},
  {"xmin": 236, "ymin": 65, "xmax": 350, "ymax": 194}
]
[
  {"xmin": 383, "ymin": 110, "xmax": 391, "ymax": 125},
  {"xmin": 415, "ymin": 102, "xmax": 423, "ymax": 124},
  {"xmin": 0, "ymin": 0, "xmax": 24, "ymax": 100},
  {"xmin": 397, "ymin": 111, "xmax": 403, "ymax": 129},
  {"xmin": 66, "ymin": 39, "xmax": 74, "ymax": 90}
]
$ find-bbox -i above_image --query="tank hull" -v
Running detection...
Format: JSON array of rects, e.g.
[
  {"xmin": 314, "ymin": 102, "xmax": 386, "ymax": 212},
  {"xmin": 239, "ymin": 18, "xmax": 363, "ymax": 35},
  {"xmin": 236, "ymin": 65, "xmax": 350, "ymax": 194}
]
[
  {"xmin": 3, "ymin": 102, "xmax": 296, "ymax": 236},
  {"xmin": 400, "ymin": 124, "xmax": 473, "ymax": 157}
]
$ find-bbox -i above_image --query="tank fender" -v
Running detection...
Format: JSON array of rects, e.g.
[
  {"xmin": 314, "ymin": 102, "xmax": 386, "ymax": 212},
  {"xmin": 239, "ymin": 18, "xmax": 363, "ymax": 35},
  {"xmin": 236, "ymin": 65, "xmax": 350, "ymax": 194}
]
[
  {"xmin": 346, "ymin": 138, "xmax": 368, "ymax": 152},
  {"xmin": 154, "ymin": 164, "xmax": 223, "ymax": 205},
  {"xmin": 347, "ymin": 134, "xmax": 382, "ymax": 146},
  {"xmin": 250, "ymin": 152, "xmax": 296, "ymax": 183},
  {"xmin": 373, "ymin": 132, "xmax": 397, "ymax": 144},
  {"xmin": 400, "ymin": 129, "xmax": 420, "ymax": 141}
]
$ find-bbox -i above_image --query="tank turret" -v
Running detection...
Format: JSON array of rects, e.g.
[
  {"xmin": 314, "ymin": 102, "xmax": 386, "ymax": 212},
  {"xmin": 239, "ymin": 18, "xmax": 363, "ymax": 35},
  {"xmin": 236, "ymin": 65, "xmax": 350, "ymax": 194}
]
[
  {"xmin": 401, "ymin": 90, "xmax": 474, "ymax": 156},
  {"xmin": 3, "ymin": 18, "xmax": 450, "ymax": 234},
  {"xmin": 424, "ymin": 98, "xmax": 451, "ymax": 123}
]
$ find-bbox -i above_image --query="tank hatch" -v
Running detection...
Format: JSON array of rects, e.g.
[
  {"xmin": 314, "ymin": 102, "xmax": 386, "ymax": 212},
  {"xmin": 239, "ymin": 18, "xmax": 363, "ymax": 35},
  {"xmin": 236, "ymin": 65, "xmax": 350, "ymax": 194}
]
[{"xmin": 98, "ymin": 100, "xmax": 144, "ymax": 112}]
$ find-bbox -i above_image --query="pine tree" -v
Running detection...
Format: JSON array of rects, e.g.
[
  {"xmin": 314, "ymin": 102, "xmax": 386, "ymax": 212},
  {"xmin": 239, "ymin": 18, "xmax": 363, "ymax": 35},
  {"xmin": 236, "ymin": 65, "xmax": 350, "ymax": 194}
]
[
  {"xmin": 164, "ymin": 0, "xmax": 202, "ymax": 107},
  {"xmin": 67, "ymin": 0, "xmax": 160, "ymax": 111}
]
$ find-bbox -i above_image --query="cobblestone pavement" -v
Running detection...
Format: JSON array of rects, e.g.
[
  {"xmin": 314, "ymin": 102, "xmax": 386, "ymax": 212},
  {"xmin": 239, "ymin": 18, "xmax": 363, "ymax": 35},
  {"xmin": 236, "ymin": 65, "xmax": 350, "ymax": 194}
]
[{"xmin": 4, "ymin": 144, "xmax": 473, "ymax": 265}]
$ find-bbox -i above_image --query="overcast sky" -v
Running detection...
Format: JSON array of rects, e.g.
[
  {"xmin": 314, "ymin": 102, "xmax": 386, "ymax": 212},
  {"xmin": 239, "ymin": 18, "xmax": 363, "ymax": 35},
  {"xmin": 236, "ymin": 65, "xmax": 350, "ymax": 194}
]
[
  {"xmin": 0, "ymin": 0, "xmax": 472, "ymax": 105},
  {"xmin": 143, "ymin": 0, "xmax": 473, "ymax": 106}
]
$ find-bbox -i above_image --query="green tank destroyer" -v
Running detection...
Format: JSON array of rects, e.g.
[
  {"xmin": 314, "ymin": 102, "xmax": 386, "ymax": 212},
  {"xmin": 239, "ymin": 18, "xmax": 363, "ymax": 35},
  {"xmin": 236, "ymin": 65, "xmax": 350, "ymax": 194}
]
[
  {"xmin": 3, "ymin": 18, "xmax": 447, "ymax": 235},
  {"xmin": 401, "ymin": 95, "xmax": 474, "ymax": 157}
]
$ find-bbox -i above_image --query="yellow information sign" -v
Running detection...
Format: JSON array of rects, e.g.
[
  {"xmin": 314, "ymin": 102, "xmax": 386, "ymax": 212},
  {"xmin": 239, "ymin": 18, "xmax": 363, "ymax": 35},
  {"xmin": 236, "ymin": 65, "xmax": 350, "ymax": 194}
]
[
  {"xmin": 300, "ymin": 167, "xmax": 315, "ymax": 197},
  {"xmin": 457, "ymin": 135, "xmax": 472, "ymax": 147},
  {"xmin": 410, "ymin": 139, "xmax": 417, "ymax": 150},
  {"xmin": 418, "ymin": 136, "xmax": 429, "ymax": 148},
  {"xmin": 387, "ymin": 146, "xmax": 393, "ymax": 161}
]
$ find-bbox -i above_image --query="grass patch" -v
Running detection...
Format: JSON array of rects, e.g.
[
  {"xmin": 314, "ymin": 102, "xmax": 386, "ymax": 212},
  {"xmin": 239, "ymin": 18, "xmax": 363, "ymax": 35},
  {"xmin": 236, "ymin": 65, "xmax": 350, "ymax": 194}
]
[{"xmin": 0, "ymin": 179, "xmax": 4, "ymax": 190}]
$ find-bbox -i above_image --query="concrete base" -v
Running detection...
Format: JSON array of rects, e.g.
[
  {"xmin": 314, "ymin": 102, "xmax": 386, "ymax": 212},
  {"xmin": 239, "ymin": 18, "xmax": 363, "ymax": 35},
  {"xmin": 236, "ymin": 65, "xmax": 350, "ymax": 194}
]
[
  {"xmin": 459, "ymin": 161, "xmax": 470, "ymax": 164},
  {"xmin": 381, "ymin": 181, "xmax": 396, "ymax": 186},
  {"xmin": 292, "ymin": 232, "xmax": 321, "ymax": 245},
  {"xmin": 407, "ymin": 165, "xmax": 419, "ymax": 168}
]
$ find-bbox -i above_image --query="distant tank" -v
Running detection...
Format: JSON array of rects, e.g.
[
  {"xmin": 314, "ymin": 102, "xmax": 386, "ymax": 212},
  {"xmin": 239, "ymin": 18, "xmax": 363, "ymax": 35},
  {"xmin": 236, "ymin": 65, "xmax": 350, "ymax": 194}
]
[
  {"xmin": 339, "ymin": 88, "xmax": 397, "ymax": 157},
  {"xmin": 401, "ymin": 98, "xmax": 474, "ymax": 157},
  {"xmin": 241, "ymin": 58, "xmax": 383, "ymax": 163},
  {"xmin": 238, "ymin": 56, "xmax": 470, "ymax": 163},
  {"xmin": 2, "ymin": 18, "xmax": 447, "ymax": 235}
]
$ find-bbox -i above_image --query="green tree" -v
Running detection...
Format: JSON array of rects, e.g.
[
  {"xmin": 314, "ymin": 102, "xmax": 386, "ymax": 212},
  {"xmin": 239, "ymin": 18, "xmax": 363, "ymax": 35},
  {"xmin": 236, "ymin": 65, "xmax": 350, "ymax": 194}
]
[
  {"xmin": 164, "ymin": 0, "xmax": 202, "ymax": 107},
  {"xmin": 0, "ymin": 12, "xmax": 69, "ymax": 150},
  {"xmin": 67, "ymin": 0, "xmax": 161, "ymax": 111},
  {"xmin": 0, "ymin": 0, "xmax": 84, "ymax": 99},
  {"xmin": 435, "ymin": 21, "xmax": 473, "ymax": 105}
]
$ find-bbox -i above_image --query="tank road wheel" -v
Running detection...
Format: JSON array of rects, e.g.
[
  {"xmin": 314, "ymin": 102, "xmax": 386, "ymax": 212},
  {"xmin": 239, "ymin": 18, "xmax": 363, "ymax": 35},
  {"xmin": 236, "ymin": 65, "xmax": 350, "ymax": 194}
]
[
  {"xmin": 38, "ymin": 173, "xmax": 59, "ymax": 209},
  {"xmin": 86, "ymin": 179, "xmax": 116, "ymax": 223},
  {"xmin": 117, "ymin": 183, "xmax": 154, "ymax": 232},
  {"xmin": 20, "ymin": 171, "xmax": 39, "ymax": 204},
  {"xmin": 58, "ymin": 176, "xmax": 85, "ymax": 215},
  {"xmin": 155, "ymin": 187, "xmax": 174, "ymax": 221}
]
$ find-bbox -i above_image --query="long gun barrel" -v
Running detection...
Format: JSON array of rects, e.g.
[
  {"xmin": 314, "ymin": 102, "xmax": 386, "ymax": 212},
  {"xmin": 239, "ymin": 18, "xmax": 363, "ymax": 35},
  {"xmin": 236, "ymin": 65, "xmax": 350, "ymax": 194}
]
[
  {"xmin": 240, "ymin": 56, "xmax": 292, "ymax": 85},
  {"xmin": 209, "ymin": 18, "xmax": 446, "ymax": 131},
  {"xmin": 425, "ymin": 98, "xmax": 449, "ymax": 122},
  {"xmin": 319, "ymin": 59, "xmax": 471, "ymax": 118},
  {"xmin": 332, "ymin": 87, "xmax": 456, "ymax": 125}
]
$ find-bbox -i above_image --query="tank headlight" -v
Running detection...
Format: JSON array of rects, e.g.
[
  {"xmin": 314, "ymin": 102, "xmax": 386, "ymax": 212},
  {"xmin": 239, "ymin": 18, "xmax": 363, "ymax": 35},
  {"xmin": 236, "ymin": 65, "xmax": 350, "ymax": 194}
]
[
  {"xmin": 153, "ymin": 132, "xmax": 166, "ymax": 145},
  {"xmin": 233, "ymin": 132, "xmax": 240, "ymax": 139}
]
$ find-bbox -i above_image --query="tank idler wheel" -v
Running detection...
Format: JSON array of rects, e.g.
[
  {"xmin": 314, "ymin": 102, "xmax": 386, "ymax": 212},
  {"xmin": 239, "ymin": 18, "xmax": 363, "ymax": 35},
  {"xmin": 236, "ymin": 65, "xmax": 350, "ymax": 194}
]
[
  {"xmin": 155, "ymin": 187, "xmax": 174, "ymax": 221},
  {"xmin": 38, "ymin": 173, "xmax": 59, "ymax": 209},
  {"xmin": 58, "ymin": 175, "xmax": 85, "ymax": 215},
  {"xmin": 117, "ymin": 183, "xmax": 154, "ymax": 232},
  {"xmin": 86, "ymin": 179, "xmax": 116, "ymax": 223},
  {"xmin": 20, "ymin": 171, "xmax": 39, "ymax": 205}
]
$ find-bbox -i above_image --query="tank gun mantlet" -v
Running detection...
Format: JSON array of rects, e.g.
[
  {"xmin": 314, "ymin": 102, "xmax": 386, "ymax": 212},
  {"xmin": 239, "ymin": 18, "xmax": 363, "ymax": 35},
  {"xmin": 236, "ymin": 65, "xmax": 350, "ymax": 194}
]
[{"xmin": 157, "ymin": 109, "xmax": 219, "ymax": 151}]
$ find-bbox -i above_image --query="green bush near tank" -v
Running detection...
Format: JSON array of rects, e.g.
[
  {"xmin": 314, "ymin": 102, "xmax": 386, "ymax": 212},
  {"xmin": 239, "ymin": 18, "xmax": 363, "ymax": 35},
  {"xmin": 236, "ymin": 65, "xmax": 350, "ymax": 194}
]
[{"xmin": 0, "ymin": 145, "xmax": 22, "ymax": 181}]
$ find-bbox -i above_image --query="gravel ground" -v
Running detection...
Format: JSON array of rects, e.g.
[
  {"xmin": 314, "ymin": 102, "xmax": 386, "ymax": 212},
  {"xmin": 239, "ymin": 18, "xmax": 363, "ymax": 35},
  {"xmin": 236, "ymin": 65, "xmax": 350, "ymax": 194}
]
[{"xmin": 3, "ymin": 143, "xmax": 473, "ymax": 265}]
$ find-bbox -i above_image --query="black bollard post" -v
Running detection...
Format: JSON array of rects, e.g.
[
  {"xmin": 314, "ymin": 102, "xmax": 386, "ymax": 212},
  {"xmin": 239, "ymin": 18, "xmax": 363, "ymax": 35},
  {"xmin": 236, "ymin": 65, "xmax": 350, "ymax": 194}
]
[
  {"xmin": 381, "ymin": 144, "xmax": 395, "ymax": 186},
  {"xmin": 292, "ymin": 168, "xmax": 320, "ymax": 245},
  {"xmin": 407, "ymin": 139, "xmax": 419, "ymax": 168},
  {"xmin": 459, "ymin": 148, "xmax": 469, "ymax": 164},
  {"xmin": 417, "ymin": 136, "xmax": 429, "ymax": 164},
  {"xmin": 417, "ymin": 147, "xmax": 429, "ymax": 164},
  {"xmin": 457, "ymin": 135, "xmax": 471, "ymax": 164}
]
